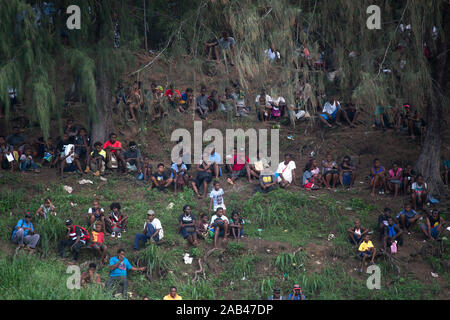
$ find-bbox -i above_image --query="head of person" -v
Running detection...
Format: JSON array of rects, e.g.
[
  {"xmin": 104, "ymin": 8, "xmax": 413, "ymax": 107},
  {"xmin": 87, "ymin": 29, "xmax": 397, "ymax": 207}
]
[
  {"xmin": 94, "ymin": 141, "xmax": 102, "ymax": 151},
  {"xmin": 157, "ymin": 163, "xmax": 165, "ymax": 173},
  {"xmin": 431, "ymin": 209, "xmax": 439, "ymax": 220},
  {"xmin": 373, "ymin": 158, "xmax": 381, "ymax": 168},
  {"xmin": 284, "ymin": 154, "xmax": 291, "ymax": 165},
  {"xmin": 0, "ymin": 136, "xmax": 5, "ymax": 144},
  {"xmin": 383, "ymin": 207, "xmax": 391, "ymax": 216},
  {"xmin": 259, "ymin": 96, "xmax": 266, "ymax": 105},
  {"xmin": 216, "ymin": 207, "xmax": 224, "ymax": 217},
  {"xmin": 392, "ymin": 162, "xmax": 399, "ymax": 171},
  {"xmin": 200, "ymin": 86, "xmax": 207, "ymax": 95},
  {"xmin": 66, "ymin": 119, "xmax": 74, "ymax": 128},
  {"xmin": 416, "ymin": 174, "xmax": 424, "ymax": 184},
  {"xmin": 222, "ymin": 31, "xmax": 229, "ymax": 40},
  {"xmin": 93, "ymin": 199, "xmax": 100, "ymax": 209},
  {"xmin": 24, "ymin": 148, "xmax": 32, "ymax": 156},
  {"xmin": 404, "ymin": 203, "xmax": 412, "ymax": 212},
  {"xmin": 109, "ymin": 133, "xmax": 117, "ymax": 144},
  {"xmin": 200, "ymin": 213, "xmax": 209, "ymax": 223},
  {"xmin": 387, "ymin": 216, "xmax": 395, "ymax": 226},
  {"xmin": 213, "ymin": 180, "xmax": 220, "ymax": 190},
  {"xmin": 185, "ymin": 87, "xmax": 193, "ymax": 97},
  {"xmin": 354, "ymin": 219, "xmax": 361, "ymax": 228},
  {"xmin": 129, "ymin": 141, "xmax": 137, "ymax": 151},
  {"xmin": 156, "ymin": 86, "xmax": 163, "ymax": 94},
  {"xmin": 117, "ymin": 248, "xmax": 125, "ymax": 259},
  {"xmin": 79, "ymin": 128, "xmax": 87, "ymax": 137},
  {"xmin": 210, "ymin": 89, "xmax": 217, "ymax": 97},
  {"xmin": 260, "ymin": 88, "xmax": 266, "ymax": 96},
  {"xmin": 326, "ymin": 153, "xmax": 332, "ymax": 162},
  {"xmin": 231, "ymin": 210, "xmax": 240, "ymax": 221},
  {"xmin": 183, "ymin": 205, "xmax": 191, "ymax": 216},
  {"xmin": 343, "ymin": 155, "xmax": 350, "ymax": 163},
  {"xmin": 273, "ymin": 288, "xmax": 281, "ymax": 298},
  {"xmin": 143, "ymin": 156, "xmax": 150, "ymax": 164},
  {"xmin": 65, "ymin": 218, "xmax": 73, "ymax": 229},
  {"xmin": 25, "ymin": 212, "xmax": 32, "ymax": 223},
  {"xmin": 44, "ymin": 198, "xmax": 51, "ymax": 208},
  {"xmin": 110, "ymin": 202, "xmax": 121, "ymax": 213},
  {"xmin": 147, "ymin": 210, "xmax": 155, "ymax": 222},
  {"xmin": 95, "ymin": 223, "xmax": 102, "ymax": 232},
  {"xmin": 89, "ymin": 263, "xmax": 97, "ymax": 272},
  {"xmin": 225, "ymin": 87, "xmax": 231, "ymax": 95},
  {"xmin": 293, "ymin": 284, "xmax": 302, "ymax": 295},
  {"xmin": 363, "ymin": 234, "xmax": 370, "ymax": 242},
  {"xmin": 169, "ymin": 286, "xmax": 177, "ymax": 298},
  {"xmin": 12, "ymin": 126, "xmax": 20, "ymax": 135},
  {"xmin": 311, "ymin": 159, "xmax": 318, "ymax": 168}
]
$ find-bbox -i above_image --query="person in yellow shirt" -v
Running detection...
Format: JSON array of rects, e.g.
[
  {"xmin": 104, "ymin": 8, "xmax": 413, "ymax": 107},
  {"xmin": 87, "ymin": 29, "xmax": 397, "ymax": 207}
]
[
  {"xmin": 163, "ymin": 286, "xmax": 182, "ymax": 300},
  {"xmin": 358, "ymin": 234, "xmax": 376, "ymax": 273}
]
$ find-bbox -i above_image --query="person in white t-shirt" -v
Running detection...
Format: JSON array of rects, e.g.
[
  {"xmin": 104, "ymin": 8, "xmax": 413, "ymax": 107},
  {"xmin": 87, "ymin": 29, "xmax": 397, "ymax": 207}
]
[
  {"xmin": 210, "ymin": 207, "xmax": 229, "ymax": 249},
  {"xmin": 255, "ymin": 88, "xmax": 273, "ymax": 110},
  {"xmin": 133, "ymin": 210, "xmax": 164, "ymax": 250},
  {"xmin": 209, "ymin": 181, "xmax": 226, "ymax": 213},
  {"xmin": 276, "ymin": 154, "xmax": 297, "ymax": 188},
  {"xmin": 319, "ymin": 97, "xmax": 343, "ymax": 128}
]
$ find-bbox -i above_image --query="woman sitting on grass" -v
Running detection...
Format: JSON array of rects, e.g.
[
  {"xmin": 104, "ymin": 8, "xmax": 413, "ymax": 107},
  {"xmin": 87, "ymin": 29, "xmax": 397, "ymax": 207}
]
[
  {"xmin": 322, "ymin": 153, "xmax": 339, "ymax": 189},
  {"xmin": 178, "ymin": 205, "xmax": 198, "ymax": 247},
  {"xmin": 302, "ymin": 159, "xmax": 324, "ymax": 190},
  {"xmin": 387, "ymin": 162, "xmax": 403, "ymax": 197},
  {"xmin": 411, "ymin": 174, "xmax": 428, "ymax": 210}
]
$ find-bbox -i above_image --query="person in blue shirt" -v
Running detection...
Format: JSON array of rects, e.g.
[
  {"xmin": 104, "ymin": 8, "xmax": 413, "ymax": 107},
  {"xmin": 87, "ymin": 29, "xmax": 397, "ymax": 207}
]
[
  {"xmin": 11, "ymin": 213, "xmax": 40, "ymax": 252},
  {"xmin": 395, "ymin": 203, "xmax": 420, "ymax": 234},
  {"xmin": 288, "ymin": 284, "xmax": 306, "ymax": 300},
  {"xmin": 106, "ymin": 248, "xmax": 145, "ymax": 298},
  {"xmin": 208, "ymin": 147, "xmax": 222, "ymax": 179},
  {"xmin": 171, "ymin": 161, "xmax": 188, "ymax": 194}
]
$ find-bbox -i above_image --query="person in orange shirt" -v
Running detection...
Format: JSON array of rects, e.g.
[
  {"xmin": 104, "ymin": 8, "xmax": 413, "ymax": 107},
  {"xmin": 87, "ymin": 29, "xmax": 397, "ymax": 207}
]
[
  {"xmin": 90, "ymin": 223, "xmax": 108, "ymax": 264},
  {"xmin": 163, "ymin": 286, "xmax": 182, "ymax": 300},
  {"xmin": 103, "ymin": 133, "xmax": 127, "ymax": 172}
]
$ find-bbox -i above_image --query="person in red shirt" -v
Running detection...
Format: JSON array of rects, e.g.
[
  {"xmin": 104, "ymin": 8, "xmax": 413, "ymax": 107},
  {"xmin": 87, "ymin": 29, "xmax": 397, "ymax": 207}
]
[
  {"xmin": 164, "ymin": 83, "xmax": 181, "ymax": 110},
  {"xmin": 103, "ymin": 133, "xmax": 127, "ymax": 172},
  {"xmin": 226, "ymin": 148, "xmax": 252, "ymax": 185}
]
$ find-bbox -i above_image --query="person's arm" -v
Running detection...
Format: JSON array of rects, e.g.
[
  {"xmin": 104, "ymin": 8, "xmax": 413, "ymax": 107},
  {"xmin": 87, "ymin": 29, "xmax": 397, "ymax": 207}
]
[
  {"xmin": 209, "ymin": 197, "xmax": 213, "ymax": 212},
  {"xmin": 292, "ymin": 169, "xmax": 297, "ymax": 185}
]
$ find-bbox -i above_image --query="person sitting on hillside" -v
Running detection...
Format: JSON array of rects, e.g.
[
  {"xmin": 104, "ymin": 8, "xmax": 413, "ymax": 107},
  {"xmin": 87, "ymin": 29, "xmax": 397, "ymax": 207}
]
[
  {"xmin": 370, "ymin": 158, "xmax": 389, "ymax": 196},
  {"xmin": 192, "ymin": 154, "xmax": 213, "ymax": 198},
  {"xmin": 319, "ymin": 98, "xmax": 342, "ymax": 128},
  {"xmin": 208, "ymin": 147, "xmax": 222, "ymax": 179},
  {"xmin": 88, "ymin": 141, "xmax": 106, "ymax": 176},
  {"xmin": 358, "ymin": 234, "xmax": 376, "ymax": 273},
  {"xmin": 232, "ymin": 86, "xmax": 249, "ymax": 117},
  {"xmin": 322, "ymin": 153, "xmax": 339, "ymax": 189},
  {"xmin": 87, "ymin": 199, "xmax": 105, "ymax": 231},
  {"xmin": 387, "ymin": 162, "xmax": 403, "ymax": 197},
  {"xmin": 163, "ymin": 286, "xmax": 182, "ymax": 300},
  {"xmin": 64, "ymin": 119, "xmax": 80, "ymax": 138},
  {"xmin": 178, "ymin": 87, "xmax": 193, "ymax": 114},
  {"xmin": 0, "ymin": 135, "xmax": 14, "ymax": 171},
  {"xmin": 151, "ymin": 163, "xmax": 173, "ymax": 193},
  {"xmin": 229, "ymin": 210, "xmax": 244, "ymax": 241},
  {"xmin": 207, "ymin": 89, "xmax": 219, "ymax": 112},
  {"xmin": 59, "ymin": 219, "xmax": 89, "ymax": 263},
  {"xmin": 106, "ymin": 202, "xmax": 128, "ymax": 238},
  {"xmin": 348, "ymin": 219, "xmax": 369, "ymax": 246},
  {"xmin": 11, "ymin": 213, "xmax": 40, "ymax": 254},
  {"xmin": 218, "ymin": 31, "xmax": 236, "ymax": 66},
  {"xmin": 341, "ymin": 103, "xmax": 359, "ymax": 128},
  {"xmin": 288, "ymin": 284, "xmax": 306, "ymax": 300},
  {"xmin": 395, "ymin": 203, "xmax": 420, "ymax": 234},
  {"xmin": 264, "ymin": 44, "xmax": 281, "ymax": 62},
  {"xmin": 251, "ymin": 150, "xmax": 269, "ymax": 179},
  {"xmin": 420, "ymin": 209, "xmax": 446, "ymax": 241},
  {"xmin": 171, "ymin": 160, "xmax": 188, "ymax": 194},
  {"xmin": 74, "ymin": 127, "xmax": 90, "ymax": 166},
  {"xmin": 6, "ymin": 126, "xmax": 27, "ymax": 153},
  {"xmin": 178, "ymin": 205, "xmax": 198, "ymax": 247},
  {"xmin": 103, "ymin": 133, "xmax": 127, "ymax": 173},
  {"xmin": 226, "ymin": 148, "xmax": 251, "ymax": 185},
  {"xmin": 209, "ymin": 180, "xmax": 226, "ymax": 213},
  {"xmin": 377, "ymin": 207, "xmax": 392, "ymax": 240},
  {"xmin": 276, "ymin": 154, "xmax": 297, "ymax": 188},
  {"xmin": 81, "ymin": 263, "xmax": 103, "ymax": 287},
  {"xmin": 123, "ymin": 141, "xmax": 142, "ymax": 174},
  {"xmin": 204, "ymin": 37, "xmax": 219, "ymax": 62},
  {"xmin": 373, "ymin": 105, "xmax": 393, "ymax": 130},
  {"xmin": 411, "ymin": 174, "xmax": 428, "ymax": 210},
  {"xmin": 302, "ymin": 160, "xmax": 319, "ymax": 190},
  {"xmin": 259, "ymin": 168, "xmax": 277, "ymax": 193},
  {"xmin": 151, "ymin": 85, "xmax": 166, "ymax": 120},
  {"xmin": 19, "ymin": 148, "xmax": 40, "ymax": 173},
  {"xmin": 196, "ymin": 85, "xmax": 209, "ymax": 120},
  {"xmin": 133, "ymin": 210, "xmax": 164, "ymax": 250},
  {"xmin": 106, "ymin": 248, "xmax": 146, "ymax": 298},
  {"xmin": 271, "ymin": 95, "xmax": 287, "ymax": 119},
  {"xmin": 402, "ymin": 164, "xmax": 416, "ymax": 194},
  {"xmin": 141, "ymin": 156, "xmax": 153, "ymax": 185},
  {"xmin": 127, "ymin": 81, "xmax": 143, "ymax": 123},
  {"xmin": 268, "ymin": 288, "xmax": 285, "ymax": 300},
  {"xmin": 339, "ymin": 155, "xmax": 356, "ymax": 190},
  {"xmin": 382, "ymin": 216, "xmax": 403, "ymax": 253},
  {"xmin": 210, "ymin": 207, "xmax": 229, "ymax": 249},
  {"xmin": 36, "ymin": 197, "xmax": 56, "ymax": 219},
  {"xmin": 59, "ymin": 138, "xmax": 84, "ymax": 177},
  {"xmin": 219, "ymin": 87, "xmax": 235, "ymax": 114},
  {"xmin": 196, "ymin": 213, "xmax": 210, "ymax": 240},
  {"xmin": 257, "ymin": 95, "xmax": 271, "ymax": 122},
  {"xmin": 89, "ymin": 223, "xmax": 108, "ymax": 265},
  {"xmin": 34, "ymin": 136, "xmax": 56, "ymax": 165},
  {"xmin": 164, "ymin": 83, "xmax": 181, "ymax": 111},
  {"xmin": 255, "ymin": 88, "xmax": 273, "ymax": 117}
]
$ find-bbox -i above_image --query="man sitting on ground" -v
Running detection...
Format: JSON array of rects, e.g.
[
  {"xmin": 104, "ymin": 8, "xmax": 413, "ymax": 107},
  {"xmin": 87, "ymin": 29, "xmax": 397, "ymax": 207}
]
[
  {"xmin": 123, "ymin": 141, "xmax": 142, "ymax": 174},
  {"xmin": 226, "ymin": 148, "xmax": 252, "ymax": 185},
  {"xmin": 319, "ymin": 97, "xmax": 342, "ymax": 128},
  {"xmin": 103, "ymin": 133, "xmax": 127, "ymax": 173},
  {"xmin": 196, "ymin": 85, "xmax": 209, "ymax": 120},
  {"xmin": 276, "ymin": 154, "xmax": 297, "ymax": 188},
  {"xmin": 11, "ymin": 213, "xmax": 40, "ymax": 254},
  {"xmin": 151, "ymin": 163, "xmax": 173, "ymax": 193},
  {"xmin": 420, "ymin": 209, "xmax": 446, "ymax": 241},
  {"xmin": 395, "ymin": 203, "xmax": 420, "ymax": 234},
  {"xmin": 133, "ymin": 210, "xmax": 164, "ymax": 250}
]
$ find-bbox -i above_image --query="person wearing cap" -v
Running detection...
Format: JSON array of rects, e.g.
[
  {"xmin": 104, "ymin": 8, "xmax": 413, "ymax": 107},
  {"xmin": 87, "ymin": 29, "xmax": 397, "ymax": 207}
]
[
  {"xmin": 11, "ymin": 213, "xmax": 40, "ymax": 252},
  {"xmin": 59, "ymin": 219, "xmax": 89, "ymax": 262},
  {"xmin": 288, "ymin": 284, "xmax": 306, "ymax": 300},
  {"xmin": 133, "ymin": 210, "xmax": 164, "ymax": 250},
  {"xmin": 268, "ymin": 288, "xmax": 285, "ymax": 300}
]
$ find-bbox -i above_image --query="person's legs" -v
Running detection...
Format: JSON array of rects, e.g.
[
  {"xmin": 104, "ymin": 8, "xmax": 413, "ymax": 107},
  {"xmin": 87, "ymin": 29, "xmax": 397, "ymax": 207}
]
[
  {"xmin": 59, "ymin": 239, "xmax": 74, "ymax": 257},
  {"xmin": 71, "ymin": 241, "xmax": 85, "ymax": 261},
  {"xmin": 23, "ymin": 234, "xmax": 40, "ymax": 249},
  {"xmin": 411, "ymin": 193, "xmax": 417, "ymax": 210},
  {"xmin": 332, "ymin": 173, "xmax": 339, "ymax": 188},
  {"xmin": 325, "ymin": 172, "xmax": 332, "ymax": 188},
  {"xmin": 12, "ymin": 229, "xmax": 25, "ymax": 246},
  {"xmin": 133, "ymin": 233, "xmax": 149, "ymax": 250}
]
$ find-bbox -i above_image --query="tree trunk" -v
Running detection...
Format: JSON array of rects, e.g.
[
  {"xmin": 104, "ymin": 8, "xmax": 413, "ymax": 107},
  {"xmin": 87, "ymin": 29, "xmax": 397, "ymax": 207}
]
[
  {"xmin": 414, "ymin": 3, "xmax": 449, "ymax": 197},
  {"xmin": 91, "ymin": 69, "xmax": 114, "ymax": 144}
]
